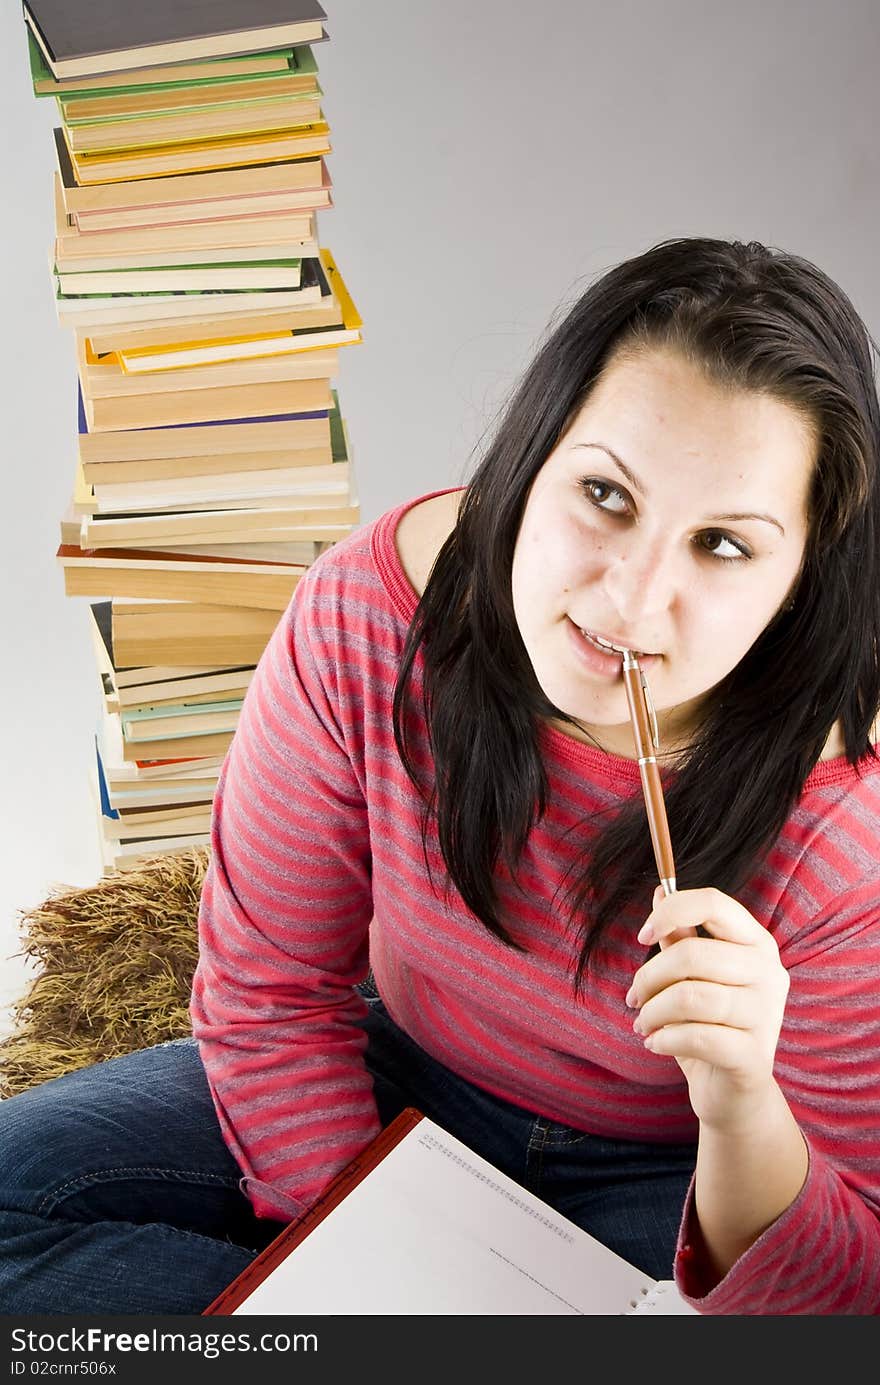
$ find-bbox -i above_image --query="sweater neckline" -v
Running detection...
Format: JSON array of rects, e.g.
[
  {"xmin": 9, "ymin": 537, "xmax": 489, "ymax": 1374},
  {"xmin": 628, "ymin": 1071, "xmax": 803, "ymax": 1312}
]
[{"xmin": 371, "ymin": 490, "xmax": 878, "ymax": 795}]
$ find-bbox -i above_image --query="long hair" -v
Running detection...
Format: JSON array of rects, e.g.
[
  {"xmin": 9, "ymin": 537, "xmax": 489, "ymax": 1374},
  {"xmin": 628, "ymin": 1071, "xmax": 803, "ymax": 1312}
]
[{"xmin": 392, "ymin": 237, "xmax": 880, "ymax": 989}]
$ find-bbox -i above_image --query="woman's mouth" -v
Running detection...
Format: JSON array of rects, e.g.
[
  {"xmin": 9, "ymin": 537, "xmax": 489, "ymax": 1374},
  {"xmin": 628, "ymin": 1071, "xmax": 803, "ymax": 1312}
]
[
  {"xmin": 580, "ymin": 628, "xmax": 641, "ymax": 657},
  {"xmin": 566, "ymin": 619, "xmax": 660, "ymax": 676}
]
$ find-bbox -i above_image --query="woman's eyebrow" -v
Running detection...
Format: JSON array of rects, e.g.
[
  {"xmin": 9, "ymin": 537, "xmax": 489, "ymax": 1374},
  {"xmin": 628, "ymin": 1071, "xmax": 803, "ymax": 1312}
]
[
  {"xmin": 572, "ymin": 442, "xmax": 644, "ymax": 494},
  {"xmin": 705, "ymin": 510, "xmax": 786, "ymax": 535},
  {"xmin": 572, "ymin": 441, "xmax": 786, "ymax": 535}
]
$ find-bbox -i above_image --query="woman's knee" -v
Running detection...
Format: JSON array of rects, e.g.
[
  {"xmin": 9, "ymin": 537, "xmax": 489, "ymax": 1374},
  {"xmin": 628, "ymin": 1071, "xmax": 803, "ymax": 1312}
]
[{"xmin": 0, "ymin": 1039, "xmax": 215, "ymax": 1213}]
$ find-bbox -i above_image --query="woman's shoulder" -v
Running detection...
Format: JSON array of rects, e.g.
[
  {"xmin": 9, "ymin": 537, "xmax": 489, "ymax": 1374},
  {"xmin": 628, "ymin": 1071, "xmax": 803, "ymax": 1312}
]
[
  {"xmin": 817, "ymin": 718, "xmax": 880, "ymax": 763},
  {"xmin": 394, "ymin": 488, "xmax": 465, "ymax": 598},
  {"xmin": 291, "ymin": 487, "xmax": 465, "ymax": 636}
]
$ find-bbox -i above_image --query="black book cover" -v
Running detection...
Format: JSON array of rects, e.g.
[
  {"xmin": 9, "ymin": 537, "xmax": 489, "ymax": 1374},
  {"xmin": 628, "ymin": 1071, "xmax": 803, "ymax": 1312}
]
[
  {"xmin": 53, "ymin": 125, "xmax": 76, "ymax": 188},
  {"xmin": 26, "ymin": 0, "xmax": 327, "ymax": 64},
  {"xmin": 88, "ymin": 599, "xmax": 119, "ymax": 668}
]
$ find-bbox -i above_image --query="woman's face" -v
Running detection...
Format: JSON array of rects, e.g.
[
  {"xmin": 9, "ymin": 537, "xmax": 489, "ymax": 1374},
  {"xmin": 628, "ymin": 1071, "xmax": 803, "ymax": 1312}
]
[{"xmin": 510, "ymin": 346, "xmax": 816, "ymax": 756}]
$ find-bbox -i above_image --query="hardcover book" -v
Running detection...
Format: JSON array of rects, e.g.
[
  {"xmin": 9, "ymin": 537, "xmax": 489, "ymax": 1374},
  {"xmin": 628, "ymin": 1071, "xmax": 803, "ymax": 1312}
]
[
  {"xmin": 54, "ymin": 59, "xmax": 320, "ymax": 116},
  {"xmin": 76, "ymin": 387, "xmax": 333, "ymax": 471},
  {"xmin": 57, "ymin": 257, "xmax": 305, "ymax": 295},
  {"xmin": 61, "ymin": 92, "xmax": 324, "ymax": 155},
  {"xmin": 116, "ymin": 248, "xmax": 361, "ymax": 371},
  {"xmin": 29, "ymin": 30, "xmax": 316, "ymax": 98},
  {"xmin": 110, "ymin": 597, "xmax": 281, "ymax": 668},
  {"xmin": 63, "ymin": 121, "xmax": 332, "ymax": 186},
  {"xmin": 25, "ymin": 0, "xmax": 328, "ymax": 80},
  {"xmin": 78, "ymin": 374, "xmax": 334, "ymax": 434},
  {"xmin": 54, "ymin": 127, "xmax": 327, "ymax": 213},
  {"xmin": 59, "ymin": 541, "xmax": 305, "ymax": 610}
]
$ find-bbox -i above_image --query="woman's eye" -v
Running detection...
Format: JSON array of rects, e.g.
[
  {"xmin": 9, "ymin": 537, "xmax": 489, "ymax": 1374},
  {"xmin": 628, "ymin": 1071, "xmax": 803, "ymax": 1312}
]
[
  {"xmin": 579, "ymin": 478, "xmax": 630, "ymax": 515},
  {"xmin": 697, "ymin": 529, "xmax": 751, "ymax": 561}
]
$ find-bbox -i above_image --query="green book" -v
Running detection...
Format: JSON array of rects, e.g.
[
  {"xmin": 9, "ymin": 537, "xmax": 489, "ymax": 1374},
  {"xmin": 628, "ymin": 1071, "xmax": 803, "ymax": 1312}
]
[
  {"xmin": 60, "ymin": 85, "xmax": 322, "ymax": 127},
  {"xmin": 121, "ymin": 699, "xmax": 245, "ymax": 727},
  {"xmin": 55, "ymin": 260, "xmax": 305, "ymax": 298},
  {"xmin": 29, "ymin": 29, "xmax": 317, "ymax": 98},
  {"xmin": 329, "ymin": 392, "xmax": 346, "ymax": 464},
  {"xmin": 57, "ymin": 285, "xmax": 308, "ymax": 302}
]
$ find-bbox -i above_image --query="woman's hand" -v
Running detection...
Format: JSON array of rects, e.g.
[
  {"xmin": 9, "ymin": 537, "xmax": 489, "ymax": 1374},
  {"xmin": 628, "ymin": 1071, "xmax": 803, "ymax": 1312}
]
[{"xmin": 626, "ymin": 886, "xmax": 791, "ymax": 1133}]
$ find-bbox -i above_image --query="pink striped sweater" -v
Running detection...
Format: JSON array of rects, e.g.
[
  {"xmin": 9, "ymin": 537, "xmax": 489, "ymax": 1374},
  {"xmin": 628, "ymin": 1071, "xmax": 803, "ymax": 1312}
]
[{"xmin": 191, "ymin": 491, "xmax": 880, "ymax": 1314}]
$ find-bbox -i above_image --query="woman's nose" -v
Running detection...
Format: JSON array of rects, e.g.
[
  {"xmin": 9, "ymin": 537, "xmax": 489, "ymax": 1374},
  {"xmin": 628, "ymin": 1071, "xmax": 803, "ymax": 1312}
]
[{"xmin": 601, "ymin": 540, "xmax": 678, "ymax": 626}]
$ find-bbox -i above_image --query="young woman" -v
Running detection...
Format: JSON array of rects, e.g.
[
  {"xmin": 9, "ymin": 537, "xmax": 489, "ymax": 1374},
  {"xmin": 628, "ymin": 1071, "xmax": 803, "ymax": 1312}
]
[{"xmin": 1, "ymin": 237, "xmax": 878, "ymax": 1315}]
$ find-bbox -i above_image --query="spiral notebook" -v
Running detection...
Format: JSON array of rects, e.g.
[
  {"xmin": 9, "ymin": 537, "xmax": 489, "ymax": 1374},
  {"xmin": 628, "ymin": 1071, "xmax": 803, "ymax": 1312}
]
[{"xmin": 205, "ymin": 1108, "xmax": 697, "ymax": 1316}]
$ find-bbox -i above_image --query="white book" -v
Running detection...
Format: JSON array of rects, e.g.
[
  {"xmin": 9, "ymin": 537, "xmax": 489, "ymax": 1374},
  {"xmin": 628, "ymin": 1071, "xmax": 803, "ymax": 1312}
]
[{"xmin": 207, "ymin": 1110, "xmax": 698, "ymax": 1317}]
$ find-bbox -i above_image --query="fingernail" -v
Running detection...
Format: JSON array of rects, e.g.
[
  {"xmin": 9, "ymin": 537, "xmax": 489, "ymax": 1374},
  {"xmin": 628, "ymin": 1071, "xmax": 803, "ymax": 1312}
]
[
  {"xmin": 637, "ymin": 921, "xmax": 655, "ymax": 945},
  {"xmin": 625, "ymin": 986, "xmax": 639, "ymax": 1008},
  {"xmin": 653, "ymin": 885, "xmax": 664, "ymax": 904}
]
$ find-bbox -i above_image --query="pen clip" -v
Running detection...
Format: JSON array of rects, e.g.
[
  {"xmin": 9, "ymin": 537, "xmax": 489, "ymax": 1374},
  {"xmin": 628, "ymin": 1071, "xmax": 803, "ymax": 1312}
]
[{"xmin": 641, "ymin": 672, "xmax": 660, "ymax": 750}]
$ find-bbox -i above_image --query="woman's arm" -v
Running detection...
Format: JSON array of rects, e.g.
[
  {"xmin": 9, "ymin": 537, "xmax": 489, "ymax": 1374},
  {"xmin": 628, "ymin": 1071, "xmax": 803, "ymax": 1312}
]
[
  {"xmin": 628, "ymin": 885, "xmax": 880, "ymax": 1312},
  {"xmin": 190, "ymin": 560, "xmax": 378, "ymax": 1221},
  {"xmin": 693, "ymin": 1079, "xmax": 807, "ymax": 1277}
]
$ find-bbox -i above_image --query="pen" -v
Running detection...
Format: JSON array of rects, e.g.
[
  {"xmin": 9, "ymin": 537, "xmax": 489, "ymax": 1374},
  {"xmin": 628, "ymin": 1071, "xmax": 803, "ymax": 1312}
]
[{"xmin": 621, "ymin": 649, "xmax": 677, "ymax": 895}]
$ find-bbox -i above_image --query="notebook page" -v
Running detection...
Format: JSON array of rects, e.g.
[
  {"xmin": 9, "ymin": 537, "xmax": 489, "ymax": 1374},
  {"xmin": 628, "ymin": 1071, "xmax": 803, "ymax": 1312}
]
[{"xmin": 234, "ymin": 1119, "xmax": 659, "ymax": 1315}]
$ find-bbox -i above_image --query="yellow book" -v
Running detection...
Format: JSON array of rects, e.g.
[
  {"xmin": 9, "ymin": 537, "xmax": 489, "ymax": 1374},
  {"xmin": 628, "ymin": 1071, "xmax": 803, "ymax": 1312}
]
[
  {"xmin": 117, "ymin": 249, "xmax": 361, "ymax": 373},
  {"xmin": 80, "ymin": 338, "xmax": 339, "ymax": 399},
  {"xmin": 84, "ymin": 300, "xmax": 342, "ymax": 355},
  {"xmin": 320, "ymin": 248, "xmax": 359, "ymax": 330},
  {"xmin": 69, "ymin": 122, "xmax": 332, "ymax": 185},
  {"xmin": 65, "ymin": 96, "xmax": 323, "ymax": 154}
]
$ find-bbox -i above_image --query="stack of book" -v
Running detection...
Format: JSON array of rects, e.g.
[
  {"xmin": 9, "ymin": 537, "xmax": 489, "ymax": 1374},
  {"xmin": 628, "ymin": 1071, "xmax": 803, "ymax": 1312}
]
[{"xmin": 23, "ymin": 0, "xmax": 362, "ymax": 870}]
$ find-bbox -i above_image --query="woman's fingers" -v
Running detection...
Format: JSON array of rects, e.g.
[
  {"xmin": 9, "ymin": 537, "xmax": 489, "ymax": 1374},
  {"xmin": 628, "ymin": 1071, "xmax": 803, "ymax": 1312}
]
[
  {"xmin": 638, "ymin": 1021, "xmax": 750, "ymax": 1067},
  {"xmin": 633, "ymin": 976, "xmax": 760, "ymax": 1037},
  {"xmin": 626, "ymin": 937, "xmax": 756, "ymax": 1007},
  {"xmin": 639, "ymin": 886, "xmax": 770, "ymax": 950},
  {"xmin": 626, "ymin": 887, "xmax": 790, "ymax": 1088}
]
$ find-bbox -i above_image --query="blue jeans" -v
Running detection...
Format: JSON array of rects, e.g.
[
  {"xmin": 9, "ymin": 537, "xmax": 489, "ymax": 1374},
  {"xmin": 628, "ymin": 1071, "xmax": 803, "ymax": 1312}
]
[{"xmin": 0, "ymin": 991, "xmax": 697, "ymax": 1314}]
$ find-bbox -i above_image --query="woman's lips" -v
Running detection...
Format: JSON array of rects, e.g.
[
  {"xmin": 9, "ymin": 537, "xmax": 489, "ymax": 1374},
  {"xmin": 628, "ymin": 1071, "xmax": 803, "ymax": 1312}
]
[
  {"xmin": 580, "ymin": 628, "xmax": 642, "ymax": 657},
  {"xmin": 566, "ymin": 618, "xmax": 660, "ymax": 676}
]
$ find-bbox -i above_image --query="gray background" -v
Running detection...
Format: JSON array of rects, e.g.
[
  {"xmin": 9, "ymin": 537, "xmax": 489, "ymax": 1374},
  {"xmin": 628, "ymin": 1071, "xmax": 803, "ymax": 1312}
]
[{"xmin": 1, "ymin": 0, "xmax": 878, "ymax": 1026}]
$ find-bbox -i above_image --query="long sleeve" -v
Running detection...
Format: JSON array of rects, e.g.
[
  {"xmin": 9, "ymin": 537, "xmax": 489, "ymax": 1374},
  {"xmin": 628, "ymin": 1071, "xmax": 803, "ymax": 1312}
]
[
  {"xmin": 187, "ymin": 494, "xmax": 880, "ymax": 1306},
  {"xmin": 189, "ymin": 556, "xmax": 379, "ymax": 1222},
  {"xmin": 675, "ymin": 881, "xmax": 880, "ymax": 1313}
]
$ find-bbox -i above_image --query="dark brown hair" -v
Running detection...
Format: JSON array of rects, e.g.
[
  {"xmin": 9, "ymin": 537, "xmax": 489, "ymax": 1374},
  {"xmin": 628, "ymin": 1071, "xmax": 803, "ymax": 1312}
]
[{"xmin": 392, "ymin": 237, "xmax": 880, "ymax": 988}]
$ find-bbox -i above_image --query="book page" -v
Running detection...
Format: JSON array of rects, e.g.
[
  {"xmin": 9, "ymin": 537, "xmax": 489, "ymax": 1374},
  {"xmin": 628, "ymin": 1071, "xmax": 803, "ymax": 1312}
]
[{"xmin": 234, "ymin": 1118, "xmax": 670, "ymax": 1315}]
